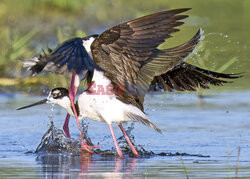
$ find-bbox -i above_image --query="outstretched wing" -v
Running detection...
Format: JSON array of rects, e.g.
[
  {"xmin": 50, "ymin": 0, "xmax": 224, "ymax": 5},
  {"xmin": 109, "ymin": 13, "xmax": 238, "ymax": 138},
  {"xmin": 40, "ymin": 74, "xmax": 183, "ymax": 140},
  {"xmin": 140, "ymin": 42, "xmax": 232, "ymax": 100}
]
[
  {"xmin": 142, "ymin": 29, "xmax": 240, "ymax": 92},
  {"xmin": 91, "ymin": 8, "xmax": 191, "ymax": 110},
  {"xmin": 20, "ymin": 36, "xmax": 98, "ymax": 77},
  {"xmin": 150, "ymin": 63, "xmax": 240, "ymax": 92}
]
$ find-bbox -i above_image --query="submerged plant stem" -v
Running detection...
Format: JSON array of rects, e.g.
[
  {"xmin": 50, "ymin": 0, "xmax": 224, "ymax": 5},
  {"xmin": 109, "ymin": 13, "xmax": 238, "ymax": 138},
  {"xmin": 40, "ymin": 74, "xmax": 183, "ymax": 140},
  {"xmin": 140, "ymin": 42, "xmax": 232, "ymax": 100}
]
[
  {"xmin": 235, "ymin": 146, "xmax": 241, "ymax": 178},
  {"xmin": 180, "ymin": 155, "xmax": 189, "ymax": 179}
]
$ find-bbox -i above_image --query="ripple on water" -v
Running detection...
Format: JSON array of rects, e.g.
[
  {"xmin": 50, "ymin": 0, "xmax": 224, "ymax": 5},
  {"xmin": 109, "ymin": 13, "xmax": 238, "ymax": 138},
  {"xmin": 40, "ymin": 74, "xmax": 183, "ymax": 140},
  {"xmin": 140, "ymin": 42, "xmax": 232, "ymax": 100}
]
[{"xmin": 1, "ymin": 91, "xmax": 250, "ymax": 178}]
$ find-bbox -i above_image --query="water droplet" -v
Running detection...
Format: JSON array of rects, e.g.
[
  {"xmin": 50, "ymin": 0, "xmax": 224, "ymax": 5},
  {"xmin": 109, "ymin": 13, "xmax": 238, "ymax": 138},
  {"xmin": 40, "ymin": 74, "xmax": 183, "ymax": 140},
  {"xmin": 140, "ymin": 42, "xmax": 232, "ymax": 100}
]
[{"xmin": 199, "ymin": 28, "xmax": 205, "ymax": 41}]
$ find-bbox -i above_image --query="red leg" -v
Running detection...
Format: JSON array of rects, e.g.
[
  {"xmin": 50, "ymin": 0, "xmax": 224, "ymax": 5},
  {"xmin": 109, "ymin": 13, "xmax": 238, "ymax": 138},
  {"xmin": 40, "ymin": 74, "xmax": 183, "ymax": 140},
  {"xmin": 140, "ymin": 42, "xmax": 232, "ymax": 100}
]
[
  {"xmin": 108, "ymin": 124, "xmax": 123, "ymax": 158},
  {"xmin": 62, "ymin": 72, "xmax": 78, "ymax": 138},
  {"xmin": 63, "ymin": 113, "xmax": 71, "ymax": 138},
  {"xmin": 118, "ymin": 124, "xmax": 139, "ymax": 158},
  {"xmin": 69, "ymin": 72, "xmax": 99, "ymax": 153}
]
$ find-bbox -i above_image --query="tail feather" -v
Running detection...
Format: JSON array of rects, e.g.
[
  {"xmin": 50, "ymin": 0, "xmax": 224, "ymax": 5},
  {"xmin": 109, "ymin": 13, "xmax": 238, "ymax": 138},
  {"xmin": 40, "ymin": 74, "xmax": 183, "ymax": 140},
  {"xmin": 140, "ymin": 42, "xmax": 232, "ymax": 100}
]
[
  {"xmin": 126, "ymin": 112, "xmax": 162, "ymax": 134},
  {"xmin": 20, "ymin": 57, "xmax": 39, "ymax": 68},
  {"xmin": 18, "ymin": 54, "xmax": 48, "ymax": 75}
]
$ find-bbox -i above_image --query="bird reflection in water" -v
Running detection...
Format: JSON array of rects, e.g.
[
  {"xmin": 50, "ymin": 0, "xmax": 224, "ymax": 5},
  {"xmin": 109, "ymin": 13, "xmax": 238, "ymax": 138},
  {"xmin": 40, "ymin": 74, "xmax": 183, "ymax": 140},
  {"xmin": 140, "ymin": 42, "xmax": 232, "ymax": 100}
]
[{"xmin": 37, "ymin": 151, "xmax": 138, "ymax": 178}]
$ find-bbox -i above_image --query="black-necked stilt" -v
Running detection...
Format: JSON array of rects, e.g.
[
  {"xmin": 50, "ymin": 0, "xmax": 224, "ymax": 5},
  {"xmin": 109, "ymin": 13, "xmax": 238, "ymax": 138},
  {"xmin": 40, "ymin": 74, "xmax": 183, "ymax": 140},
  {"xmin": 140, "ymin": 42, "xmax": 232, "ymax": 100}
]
[
  {"xmin": 18, "ymin": 8, "xmax": 240, "ymax": 157},
  {"xmin": 17, "ymin": 87, "xmax": 161, "ymax": 157}
]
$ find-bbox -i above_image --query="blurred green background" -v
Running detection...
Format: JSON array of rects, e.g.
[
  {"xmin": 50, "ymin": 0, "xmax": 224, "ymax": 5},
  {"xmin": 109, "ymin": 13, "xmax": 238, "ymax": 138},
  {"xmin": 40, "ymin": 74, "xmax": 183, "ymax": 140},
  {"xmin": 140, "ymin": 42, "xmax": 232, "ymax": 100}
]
[{"xmin": 0, "ymin": 0, "xmax": 249, "ymax": 94}]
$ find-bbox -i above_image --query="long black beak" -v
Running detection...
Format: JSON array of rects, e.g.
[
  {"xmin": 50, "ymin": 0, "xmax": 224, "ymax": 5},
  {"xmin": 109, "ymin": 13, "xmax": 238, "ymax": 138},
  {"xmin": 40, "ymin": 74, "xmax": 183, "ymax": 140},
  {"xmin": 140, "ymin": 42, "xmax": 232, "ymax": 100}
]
[{"xmin": 17, "ymin": 99, "xmax": 48, "ymax": 110}]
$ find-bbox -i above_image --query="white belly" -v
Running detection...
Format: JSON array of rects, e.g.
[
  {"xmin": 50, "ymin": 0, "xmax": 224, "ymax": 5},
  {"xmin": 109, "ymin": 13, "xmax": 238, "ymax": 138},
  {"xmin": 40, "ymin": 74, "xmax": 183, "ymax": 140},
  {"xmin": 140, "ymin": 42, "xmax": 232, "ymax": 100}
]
[
  {"xmin": 78, "ymin": 92, "xmax": 125, "ymax": 123},
  {"xmin": 77, "ymin": 69, "xmax": 147, "ymax": 124}
]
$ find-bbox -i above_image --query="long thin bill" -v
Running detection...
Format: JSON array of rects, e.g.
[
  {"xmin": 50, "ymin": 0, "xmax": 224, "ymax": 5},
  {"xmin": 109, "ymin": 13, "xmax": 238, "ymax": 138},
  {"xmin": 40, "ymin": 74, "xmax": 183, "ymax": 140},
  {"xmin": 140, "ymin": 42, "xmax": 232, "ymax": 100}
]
[{"xmin": 17, "ymin": 99, "xmax": 48, "ymax": 110}]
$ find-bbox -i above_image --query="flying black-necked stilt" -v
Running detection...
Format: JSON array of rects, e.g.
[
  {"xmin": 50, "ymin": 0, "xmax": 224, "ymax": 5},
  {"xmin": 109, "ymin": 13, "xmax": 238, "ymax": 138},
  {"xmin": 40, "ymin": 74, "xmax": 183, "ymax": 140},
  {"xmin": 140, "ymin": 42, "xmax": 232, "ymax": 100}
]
[{"xmin": 18, "ymin": 8, "xmax": 240, "ymax": 157}]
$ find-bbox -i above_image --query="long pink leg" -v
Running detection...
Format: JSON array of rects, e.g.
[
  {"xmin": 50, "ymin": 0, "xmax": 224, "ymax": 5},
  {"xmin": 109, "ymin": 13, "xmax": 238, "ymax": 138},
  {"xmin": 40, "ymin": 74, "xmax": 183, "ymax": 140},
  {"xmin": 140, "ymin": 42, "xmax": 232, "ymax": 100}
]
[
  {"xmin": 62, "ymin": 71, "xmax": 78, "ymax": 138},
  {"xmin": 69, "ymin": 72, "xmax": 99, "ymax": 153},
  {"xmin": 118, "ymin": 124, "xmax": 139, "ymax": 158},
  {"xmin": 108, "ymin": 124, "xmax": 123, "ymax": 158},
  {"xmin": 62, "ymin": 72, "xmax": 78, "ymax": 138},
  {"xmin": 68, "ymin": 72, "xmax": 77, "ymax": 119},
  {"xmin": 63, "ymin": 114, "xmax": 71, "ymax": 138}
]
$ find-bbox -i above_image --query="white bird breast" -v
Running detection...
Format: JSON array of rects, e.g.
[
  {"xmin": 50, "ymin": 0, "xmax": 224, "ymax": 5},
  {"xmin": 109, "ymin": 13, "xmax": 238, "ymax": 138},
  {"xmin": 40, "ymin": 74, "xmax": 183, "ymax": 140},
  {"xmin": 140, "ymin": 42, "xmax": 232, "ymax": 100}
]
[
  {"xmin": 77, "ymin": 70, "xmax": 147, "ymax": 124},
  {"xmin": 78, "ymin": 70, "xmax": 125, "ymax": 123}
]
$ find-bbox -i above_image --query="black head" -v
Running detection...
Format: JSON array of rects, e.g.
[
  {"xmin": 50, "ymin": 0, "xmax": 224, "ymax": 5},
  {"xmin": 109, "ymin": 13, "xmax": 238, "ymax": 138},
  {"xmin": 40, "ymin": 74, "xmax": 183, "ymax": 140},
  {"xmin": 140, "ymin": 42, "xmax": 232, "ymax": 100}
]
[{"xmin": 50, "ymin": 88, "xmax": 69, "ymax": 99}]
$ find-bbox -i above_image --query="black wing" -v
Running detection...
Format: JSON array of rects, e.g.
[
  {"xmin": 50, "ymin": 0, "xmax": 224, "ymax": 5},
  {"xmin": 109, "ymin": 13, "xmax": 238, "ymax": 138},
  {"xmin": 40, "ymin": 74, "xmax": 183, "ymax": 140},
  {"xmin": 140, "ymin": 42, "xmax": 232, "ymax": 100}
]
[
  {"xmin": 20, "ymin": 36, "xmax": 98, "ymax": 76},
  {"xmin": 150, "ymin": 63, "xmax": 240, "ymax": 92}
]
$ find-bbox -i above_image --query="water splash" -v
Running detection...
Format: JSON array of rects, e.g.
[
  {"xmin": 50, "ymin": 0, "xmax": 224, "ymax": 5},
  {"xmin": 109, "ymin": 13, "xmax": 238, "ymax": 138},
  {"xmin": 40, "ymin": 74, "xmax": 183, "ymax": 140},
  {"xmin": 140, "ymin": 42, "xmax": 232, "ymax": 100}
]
[
  {"xmin": 35, "ymin": 118, "xmax": 96, "ymax": 154},
  {"xmin": 199, "ymin": 28, "xmax": 205, "ymax": 41},
  {"xmin": 36, "ymin": 103, "xmax": 87, "ymax": 154},
  {"xmin": 48, "ymin": 103, "xmax": 55, "ymax": 123},
  {"xmin": 187, "ymin": 30, "xmax": 242, "ymax": 73},
  {"xmin": 35, "ymin": 121, "xmax": 78, "ymax": 153},
  {"xmin": 35, "ymin": 121, "xmax": 209, "ymax": 158}
]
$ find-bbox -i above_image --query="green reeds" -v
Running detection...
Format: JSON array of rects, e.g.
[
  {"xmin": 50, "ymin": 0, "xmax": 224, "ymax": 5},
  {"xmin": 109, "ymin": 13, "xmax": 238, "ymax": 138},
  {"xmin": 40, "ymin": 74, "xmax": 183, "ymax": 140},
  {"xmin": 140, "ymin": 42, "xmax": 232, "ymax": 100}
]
[{"xmin": 180, "ymin": 155, "xmax": 189, "ymax": 179}]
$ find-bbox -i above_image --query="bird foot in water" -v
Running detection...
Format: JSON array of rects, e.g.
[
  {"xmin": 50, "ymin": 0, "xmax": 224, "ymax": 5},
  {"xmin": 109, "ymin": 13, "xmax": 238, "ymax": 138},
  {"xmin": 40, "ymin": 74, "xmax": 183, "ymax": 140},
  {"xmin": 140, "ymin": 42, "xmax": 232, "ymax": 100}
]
[{"xmin": 81, "ymin": 140, "xmax": 100, "ymax": 153}]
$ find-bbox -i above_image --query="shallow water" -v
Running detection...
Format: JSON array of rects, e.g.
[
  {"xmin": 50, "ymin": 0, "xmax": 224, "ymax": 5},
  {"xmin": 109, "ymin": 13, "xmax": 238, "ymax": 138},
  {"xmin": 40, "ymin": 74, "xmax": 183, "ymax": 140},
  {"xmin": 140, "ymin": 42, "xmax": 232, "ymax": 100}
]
[{"xmin": 1, "ymin": 91, "xmax": 250, "ymax": 178}]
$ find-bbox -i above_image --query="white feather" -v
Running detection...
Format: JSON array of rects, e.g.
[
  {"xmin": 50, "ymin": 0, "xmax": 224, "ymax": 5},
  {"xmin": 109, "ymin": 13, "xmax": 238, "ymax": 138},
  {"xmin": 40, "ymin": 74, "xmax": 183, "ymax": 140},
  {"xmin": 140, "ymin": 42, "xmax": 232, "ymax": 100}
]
[
  {"xmin": 77, "ymin": 69, "xmax": 148, "ymax": 124},
  {"xmin": 82, "ymin": 37, "xmax": 95, "ymax": 59},
  {"xmin": 48, "ymin": 95, "xmax": 74, "ymax": 116},
  {"xmin": 21, "ymin": 57, "xmax": 39, "ymax": 68}
]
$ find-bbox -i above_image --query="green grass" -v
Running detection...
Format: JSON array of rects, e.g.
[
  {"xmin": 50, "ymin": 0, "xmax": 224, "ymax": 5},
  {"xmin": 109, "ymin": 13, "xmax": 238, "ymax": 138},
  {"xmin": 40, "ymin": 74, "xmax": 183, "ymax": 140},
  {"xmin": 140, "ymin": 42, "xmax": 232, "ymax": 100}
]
[{"xmin": 0, "ymin": 0, "xmax": 249, "ymax": 93}]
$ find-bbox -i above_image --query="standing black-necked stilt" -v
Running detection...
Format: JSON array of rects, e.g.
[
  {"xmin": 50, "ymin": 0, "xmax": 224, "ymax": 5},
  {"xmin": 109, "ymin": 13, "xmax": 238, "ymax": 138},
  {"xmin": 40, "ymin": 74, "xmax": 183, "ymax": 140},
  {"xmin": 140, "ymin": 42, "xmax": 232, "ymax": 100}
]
[
  {"xmin": 17, "ymin": 87, "xmax": 161, "ymax": 157},
  {"xmin": 18, "ymin": 8, "xmax": 240, "ymax": 157}
]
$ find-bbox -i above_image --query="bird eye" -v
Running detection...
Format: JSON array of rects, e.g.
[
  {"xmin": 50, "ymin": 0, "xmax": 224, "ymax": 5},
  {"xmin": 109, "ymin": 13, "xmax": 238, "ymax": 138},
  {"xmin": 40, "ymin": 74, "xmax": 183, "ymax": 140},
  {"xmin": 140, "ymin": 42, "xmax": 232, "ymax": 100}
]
[
  {"xmin": 52, "ymin": 93, "xmax": 57, "ymax": 98},
  {"xmin": 52, "ymin": 92, "xmax": 61, "ymax": 99}
]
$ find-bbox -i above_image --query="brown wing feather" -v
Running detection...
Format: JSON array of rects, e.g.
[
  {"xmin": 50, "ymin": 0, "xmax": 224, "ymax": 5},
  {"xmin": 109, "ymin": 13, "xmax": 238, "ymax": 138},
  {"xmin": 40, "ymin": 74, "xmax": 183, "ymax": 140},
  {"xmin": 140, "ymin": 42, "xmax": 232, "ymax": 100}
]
[
  {"xmin": 91, "ymin": 8, "xmax": 191, "ymax": 110},
  {"xmin": 91, "ymin": 9, "xmax": 240, "ymax": 111},
  {"xmin": 131, "ymin": 29, "xmax": 202, "ymax": 107}
]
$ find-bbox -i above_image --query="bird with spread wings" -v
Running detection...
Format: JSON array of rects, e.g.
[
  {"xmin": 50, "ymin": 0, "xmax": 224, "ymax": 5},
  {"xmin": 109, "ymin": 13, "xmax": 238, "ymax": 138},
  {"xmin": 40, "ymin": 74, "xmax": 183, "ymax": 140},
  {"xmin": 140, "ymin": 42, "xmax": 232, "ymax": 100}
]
[{"xmin": 19, "ymin": 8, "xmax": 239, "ymax": 155}]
